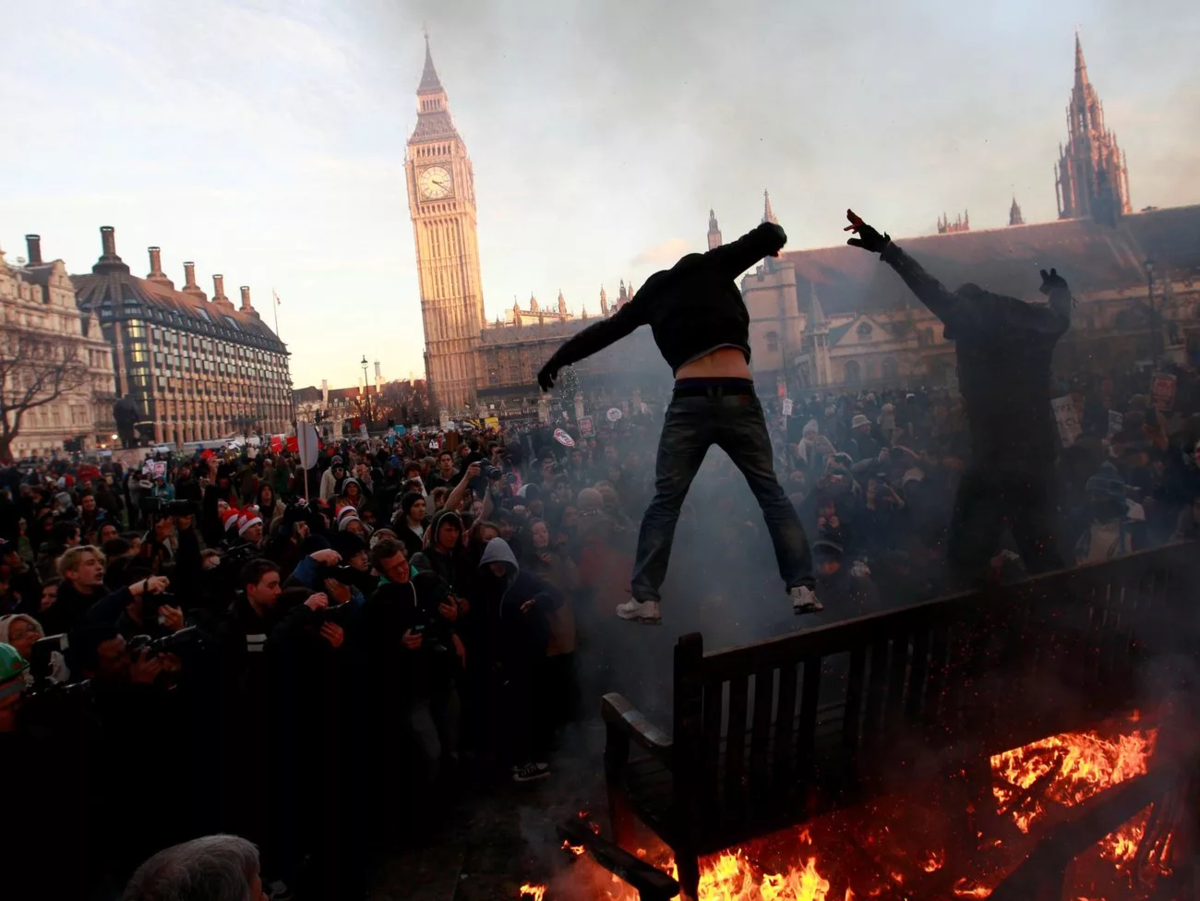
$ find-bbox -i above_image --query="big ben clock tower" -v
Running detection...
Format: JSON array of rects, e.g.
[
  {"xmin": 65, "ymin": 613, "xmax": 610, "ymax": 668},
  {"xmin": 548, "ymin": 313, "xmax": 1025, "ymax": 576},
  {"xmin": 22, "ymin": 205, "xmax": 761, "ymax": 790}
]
[{"xmin": 405, "ymin": 37, "xmax": 485, "ymax": 416}]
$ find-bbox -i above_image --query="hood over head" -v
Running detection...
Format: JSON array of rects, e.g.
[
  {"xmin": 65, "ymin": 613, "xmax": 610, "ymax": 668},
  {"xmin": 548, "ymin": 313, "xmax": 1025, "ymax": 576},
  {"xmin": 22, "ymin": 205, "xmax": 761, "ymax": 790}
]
[{"xmin": 479, "ymin": 536, "xmax": 519, "ymax": 575}]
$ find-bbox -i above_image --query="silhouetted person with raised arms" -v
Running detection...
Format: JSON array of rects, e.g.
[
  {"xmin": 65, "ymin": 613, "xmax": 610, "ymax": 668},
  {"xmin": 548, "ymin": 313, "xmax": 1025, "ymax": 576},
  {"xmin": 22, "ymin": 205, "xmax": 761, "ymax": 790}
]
[
  {"xmin": 844, "ymin": 209, "xmax": 1072, "ymax": 583},
  {"xmin": 537, "ymin": 221, "xmax": 819, "ymax": 624}
]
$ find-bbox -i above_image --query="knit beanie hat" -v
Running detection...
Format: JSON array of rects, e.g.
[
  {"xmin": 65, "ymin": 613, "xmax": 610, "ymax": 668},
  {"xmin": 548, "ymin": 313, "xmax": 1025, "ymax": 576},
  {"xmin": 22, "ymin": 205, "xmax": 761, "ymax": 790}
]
[{"xmin": 400, "ymin": 492, "xmax": 424, "ymax": 519}]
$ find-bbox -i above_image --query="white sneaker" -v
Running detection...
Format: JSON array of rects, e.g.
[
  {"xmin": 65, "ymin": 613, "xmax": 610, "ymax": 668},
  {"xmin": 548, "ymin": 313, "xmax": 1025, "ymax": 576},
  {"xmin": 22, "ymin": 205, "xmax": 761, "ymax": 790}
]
[
  {"xmin": 513, "ymin": 761, "xmax": 552, "ymax": 783},
  {"xmin": 790, "ymin": 586, "xmax": 823, "ymax": 615},
  {"xmin": 616, "ymin": 599, "xmax": 662, "ymax": 624}
]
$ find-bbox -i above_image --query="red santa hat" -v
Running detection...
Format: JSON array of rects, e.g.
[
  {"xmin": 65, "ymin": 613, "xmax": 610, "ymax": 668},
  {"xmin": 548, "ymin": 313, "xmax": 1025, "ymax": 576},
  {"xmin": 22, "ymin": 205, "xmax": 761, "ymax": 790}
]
[
  {"xmin": 237, "ymin": 511, "xmax": 264, "ymax": 536},
  {"xmin": 221, "ymin": 508, "xmax": 241, "ymax": 533}
]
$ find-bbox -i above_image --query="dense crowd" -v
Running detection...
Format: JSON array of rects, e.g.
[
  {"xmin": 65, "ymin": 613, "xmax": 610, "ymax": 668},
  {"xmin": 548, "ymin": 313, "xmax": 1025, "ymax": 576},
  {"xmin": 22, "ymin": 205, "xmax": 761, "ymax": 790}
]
[{"xmin": 2, "ymin": 362, "xmax": 1200, "ymax": 900}]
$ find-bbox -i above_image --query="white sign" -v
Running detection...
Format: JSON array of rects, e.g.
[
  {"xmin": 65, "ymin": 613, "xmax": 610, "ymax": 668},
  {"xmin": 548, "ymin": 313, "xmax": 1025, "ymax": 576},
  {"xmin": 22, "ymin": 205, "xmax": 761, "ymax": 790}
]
[
  {"xmin": 1108, "ymin": 410, "xmax": 1123, "ymax": 436},
  {"xmin": 554, "ymin": 428, "xmax": 575, "ymax": 447},
  {"xmin": 296, "ymin": 422, "xmax": 320, "ymax": 470},
  {"xmin": 359, "ymin": 423, "xmax": 368, "ymax": 440},
  {"xmin": 782, "ymin": 398, "xmax": 793, "ymax": 417},
  {"xmin": 1051, "ymin": 396, "xmax": 1082, "ymax": 447},
  {"xmin": 606, "ymin": 407, "xmax": 623, "ymax": 422}
]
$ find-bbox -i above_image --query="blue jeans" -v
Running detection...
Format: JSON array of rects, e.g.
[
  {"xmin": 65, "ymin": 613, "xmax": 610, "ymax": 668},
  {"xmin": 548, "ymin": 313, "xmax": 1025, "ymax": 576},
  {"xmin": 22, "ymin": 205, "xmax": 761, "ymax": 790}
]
[{"xmin": 630, "ymin": 391, "xmax": 814, "ymax": 604}]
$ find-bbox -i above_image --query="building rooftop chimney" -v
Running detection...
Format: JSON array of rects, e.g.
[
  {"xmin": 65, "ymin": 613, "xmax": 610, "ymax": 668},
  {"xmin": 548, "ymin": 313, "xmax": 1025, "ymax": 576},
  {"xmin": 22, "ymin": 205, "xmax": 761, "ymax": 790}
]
[
  {"xmin": 181, "ymin": 261, "xmax": 207, "ymax": 301},
  {"xmin": 92, "ymin": 225, "xmax": 130, "ymax": 275},
  {"xmin": 239, "ymin": 285, "xmax": 254, "ymax": 313},
  {"xmin": 24, "ymin": 235, "xmax": 42, "ymax": 266},
  {"xmin": 212, "ymin": 274, "xmax": 227, "ymax": 301},
  {"xmin": 146, "ymin": 246, "xmax": 175, "ymax": 288}
]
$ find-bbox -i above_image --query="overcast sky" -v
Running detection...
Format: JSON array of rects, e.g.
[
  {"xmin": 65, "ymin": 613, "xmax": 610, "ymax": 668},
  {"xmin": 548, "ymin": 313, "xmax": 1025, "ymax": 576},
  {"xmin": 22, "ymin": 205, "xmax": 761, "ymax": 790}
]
[{"xmin": 1, "ymin": 0, "xmax": 1197, "ymax": 390}]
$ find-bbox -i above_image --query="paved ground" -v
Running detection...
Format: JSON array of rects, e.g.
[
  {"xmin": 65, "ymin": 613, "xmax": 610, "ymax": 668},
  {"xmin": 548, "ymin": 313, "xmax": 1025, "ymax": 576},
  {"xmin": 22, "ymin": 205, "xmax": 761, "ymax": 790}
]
[{"xmin": 368, "ymin": 726, "xmax": 611, "ymax": 901}]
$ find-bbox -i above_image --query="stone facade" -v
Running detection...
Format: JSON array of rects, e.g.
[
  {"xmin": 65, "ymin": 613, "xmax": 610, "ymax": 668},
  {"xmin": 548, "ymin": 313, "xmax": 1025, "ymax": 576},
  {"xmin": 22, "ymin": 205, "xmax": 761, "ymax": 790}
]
[
  {"xmin": 0, "ymin": 235, "xmax": 116, "ymax": 458},
  {"xmin": 405, "ymin": 38, "xmax": 486, "ymax": 416},
  {"xmin": 1055, "ymin": 35, "xmax": 1132, "ymax": 225},
  {"xmin": 72, "ymin": 227, "xmax": 292, "ymax": 445}
]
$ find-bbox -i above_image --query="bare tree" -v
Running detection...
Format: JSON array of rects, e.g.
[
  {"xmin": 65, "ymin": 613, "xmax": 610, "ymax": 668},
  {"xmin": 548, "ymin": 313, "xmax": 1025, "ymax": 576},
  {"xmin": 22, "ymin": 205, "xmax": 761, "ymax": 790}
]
[{"xmin": 0, "ymin": 328, "xmax": 90, "ymax": 462}]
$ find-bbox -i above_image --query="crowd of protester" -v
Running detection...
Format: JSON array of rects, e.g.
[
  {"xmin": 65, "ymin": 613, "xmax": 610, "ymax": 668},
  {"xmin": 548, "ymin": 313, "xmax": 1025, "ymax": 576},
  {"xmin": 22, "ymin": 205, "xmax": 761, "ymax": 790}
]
[{"xmin": 2, "ymin": 361, "xmax": 1200, "ymax": 899}]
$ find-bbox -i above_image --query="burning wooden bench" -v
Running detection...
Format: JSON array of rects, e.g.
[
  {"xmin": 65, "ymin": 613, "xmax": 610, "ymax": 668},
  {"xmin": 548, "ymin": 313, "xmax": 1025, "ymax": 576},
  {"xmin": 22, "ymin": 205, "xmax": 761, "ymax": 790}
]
[{"xmin": 598, "ymin": 544, "xmax": 1199, "ymax": 899}]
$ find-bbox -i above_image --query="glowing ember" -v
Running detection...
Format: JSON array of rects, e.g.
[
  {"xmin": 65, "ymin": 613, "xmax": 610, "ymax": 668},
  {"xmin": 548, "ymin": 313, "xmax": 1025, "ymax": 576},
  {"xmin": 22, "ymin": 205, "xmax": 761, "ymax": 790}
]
[
  {"xmin": 562, "ymin": 840, "xmax": 586, "ymax": 857},
  {"xmin": 520, "ymin": 883, "xmax": 547, "ymax": 901},
  {"xmin": 922, "ymin": 849, "xmax": 945, "ymax": 873},
  {"xmin": 952, "ymin": 877, "xmax": 991, "ymax": 898},
  {"xmin": 989, "ymin": 724, "xmax": 1157, "ymax": 833}
]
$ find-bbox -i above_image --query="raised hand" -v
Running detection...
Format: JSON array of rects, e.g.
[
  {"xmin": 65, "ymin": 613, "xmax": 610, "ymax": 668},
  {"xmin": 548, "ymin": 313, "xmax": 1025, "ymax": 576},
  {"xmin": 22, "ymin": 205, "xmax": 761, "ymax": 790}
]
[
  {"xmin": 844, "ymin": 209, "xmax": 891, "ymax": 254},
  {"xmin": 537, "ymin": 365, "xmax": 558, "ymax": 392},
  {"xmin": 1039, "ymin": 268, "xmax": 1069, "ymax": 296}
]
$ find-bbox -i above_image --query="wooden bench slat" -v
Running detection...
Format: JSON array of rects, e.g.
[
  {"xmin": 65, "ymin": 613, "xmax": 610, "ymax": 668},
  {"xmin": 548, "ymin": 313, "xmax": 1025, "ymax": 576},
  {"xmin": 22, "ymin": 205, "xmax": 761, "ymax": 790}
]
[
  {"xmin": 796, "ymin": 657, "xmax": 821, "ymax": 787},
  {"xmin": 773, "ymin": 662, "xmax": 798, "ymax": 793},
  {"xmin": 749, "ymin": 669, "xmax": 774, "ymax": 801},
  {"xmin": 725, "ymin": 674, "xmax": 749, "ymax": 812},
  {"xmin": 701, "ymin": 681, "xmax": 722, "ymax": 818},
  {"xmin": 862, "ymin": 640, "xmax": 889, "ymax": 750}
]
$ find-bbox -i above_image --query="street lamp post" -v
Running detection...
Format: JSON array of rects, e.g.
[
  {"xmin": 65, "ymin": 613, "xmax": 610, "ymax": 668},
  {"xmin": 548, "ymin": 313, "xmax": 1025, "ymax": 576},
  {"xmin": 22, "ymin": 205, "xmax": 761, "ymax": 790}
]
[
  {"xmin": 360, "ymin": 355, "xmax": 371, "ymax": 426},
  {"xmin": 1145, "ymin": 257, "xmax": 1158, "ymax": 367}
]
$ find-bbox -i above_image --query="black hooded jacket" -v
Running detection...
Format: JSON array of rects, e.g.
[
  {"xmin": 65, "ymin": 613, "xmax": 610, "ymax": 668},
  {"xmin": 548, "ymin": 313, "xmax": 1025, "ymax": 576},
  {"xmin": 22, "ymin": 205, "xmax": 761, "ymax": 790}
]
[{"xmin": 880, "ymin": 243, "xmax": 1070, "ymax": 469}]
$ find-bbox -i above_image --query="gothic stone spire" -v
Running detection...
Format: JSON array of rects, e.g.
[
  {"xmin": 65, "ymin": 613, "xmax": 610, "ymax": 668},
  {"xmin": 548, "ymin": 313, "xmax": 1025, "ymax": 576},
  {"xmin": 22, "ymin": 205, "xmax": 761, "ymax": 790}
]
[{"xmin": 762, "ymin": 190, "xmax": 778, "ymax": 225}]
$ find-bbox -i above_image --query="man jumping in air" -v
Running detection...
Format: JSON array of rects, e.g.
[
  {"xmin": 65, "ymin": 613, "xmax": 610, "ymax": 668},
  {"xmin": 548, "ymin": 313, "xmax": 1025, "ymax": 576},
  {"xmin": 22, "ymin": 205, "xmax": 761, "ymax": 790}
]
[
  {"xmin": 536, "ymin": 221, "xmax": 819, "ymax": 624},
  {"xmin": 844, "ymin": 209, "xmax": 1072, "ymax": 584}
]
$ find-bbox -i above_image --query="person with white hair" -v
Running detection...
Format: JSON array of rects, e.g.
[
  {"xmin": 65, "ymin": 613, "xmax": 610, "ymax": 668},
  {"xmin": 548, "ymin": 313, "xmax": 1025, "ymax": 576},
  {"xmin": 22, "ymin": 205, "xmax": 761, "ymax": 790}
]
[{"xmin": 122, "ymin": 835, "xmax": 265, "ymax": 901}]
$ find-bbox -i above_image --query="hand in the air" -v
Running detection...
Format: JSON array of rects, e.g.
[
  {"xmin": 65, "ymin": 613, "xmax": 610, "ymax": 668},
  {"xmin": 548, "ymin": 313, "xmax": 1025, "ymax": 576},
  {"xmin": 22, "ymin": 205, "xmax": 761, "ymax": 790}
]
[
  {"xmin": 844, "ymin": 209, "xmax": 891, "ymax": 254},
  {"xmin": 537, "ymin": 365, "xmax": 558, "ymax": 393},
  {"xmin": 762, "ymin": 222, "xmax": 788, "ymax": 257},
  {"xmin": 1039, "ymin": 268, "xmax": 1069, "ymax": 296}
]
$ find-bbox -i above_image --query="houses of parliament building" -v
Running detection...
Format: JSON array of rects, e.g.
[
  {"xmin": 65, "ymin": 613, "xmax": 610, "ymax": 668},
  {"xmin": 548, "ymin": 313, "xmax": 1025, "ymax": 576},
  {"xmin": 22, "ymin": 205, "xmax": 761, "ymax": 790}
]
[{"xmin": 407, "ymin": 36, "xmax": 1200, "ymax": 418}]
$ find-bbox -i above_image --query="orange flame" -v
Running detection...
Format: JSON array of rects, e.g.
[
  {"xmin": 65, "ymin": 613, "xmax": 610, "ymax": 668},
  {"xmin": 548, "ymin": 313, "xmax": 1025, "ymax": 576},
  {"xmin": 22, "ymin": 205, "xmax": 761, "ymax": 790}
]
[
  {"xmin": 520, "ymin": 884, "xmax": 546, "ymax": 901},
  {"xmin": 990, "ymin": 725, "xmax": 1157, "ymax": 833},
  {"xmin": 922, "ymin": 849, "xmax": 945, "ymax": 873},
  {"xmin": 562, "ymin": 840, "xmax": 586, "ymax": 857}
]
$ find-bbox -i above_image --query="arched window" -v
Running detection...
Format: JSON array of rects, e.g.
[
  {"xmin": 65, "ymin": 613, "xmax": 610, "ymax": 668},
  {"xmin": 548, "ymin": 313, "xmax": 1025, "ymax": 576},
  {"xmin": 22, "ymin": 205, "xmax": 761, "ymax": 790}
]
[
  {"xmin": 865, "ymin": 358, "xmax": 878, "ymax": 381},
  {"xmin": 766, "ymin": 330, "xmax": 779, "ymax": 352},
  {"xmin": 844, "ymin": 359, "xmax": 861, "ymax": 385},
  {"xmin": 882, "ymin": 357, "xmax": 900, "ymax": 380}
]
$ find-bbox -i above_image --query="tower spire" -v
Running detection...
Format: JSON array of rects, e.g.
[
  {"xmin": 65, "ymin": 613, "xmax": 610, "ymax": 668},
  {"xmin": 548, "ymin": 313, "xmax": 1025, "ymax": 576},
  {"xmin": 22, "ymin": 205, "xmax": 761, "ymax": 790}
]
[
  {"xmin": 418, "ymin": 33, "xmax": 444, "ymax": 95},
  {"xmin": 762, "ymin": 190, "xmax": 778, "ymax": 225},
  {"xmin": 1074, "ymin": 31, "xmax": 1088, "ymax": 87},
  {"xmin": 707, "ymin": 208, "xmax": 723, "ymax": 250}
]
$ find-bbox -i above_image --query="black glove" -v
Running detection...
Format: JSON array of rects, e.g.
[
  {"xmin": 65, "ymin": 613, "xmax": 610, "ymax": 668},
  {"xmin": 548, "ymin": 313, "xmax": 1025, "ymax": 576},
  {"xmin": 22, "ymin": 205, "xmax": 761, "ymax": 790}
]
[
  {"xmin": 762, "ymin": 222, "xmax": 787, "ymax": 257},
  {"xmin": 537, "ymin": 364, "xmax": 558, "ymax": 392},
  {"xmin": 844, "ymin": 209, "xmax": 891, "ymax": 254},
  {"xmin": 1039, "ymin": 268, "xmax": 1069, "ymax": 296}
]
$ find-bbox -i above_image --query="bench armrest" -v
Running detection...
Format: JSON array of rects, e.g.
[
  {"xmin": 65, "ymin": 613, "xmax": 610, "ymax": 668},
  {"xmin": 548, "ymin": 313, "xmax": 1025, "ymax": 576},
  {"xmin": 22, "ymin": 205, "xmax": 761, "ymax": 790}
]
[{"xmin": 602, "ymin": 692, "xmax": 673, "ymax": 763}]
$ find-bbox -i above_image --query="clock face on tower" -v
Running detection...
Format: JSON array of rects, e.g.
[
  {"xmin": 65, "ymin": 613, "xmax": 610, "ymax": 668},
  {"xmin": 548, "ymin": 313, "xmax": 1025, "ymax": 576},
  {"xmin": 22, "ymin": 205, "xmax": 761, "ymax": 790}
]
[{"xmin": 418, "ymin": 165, "xmax": 453, "ymax": 200}]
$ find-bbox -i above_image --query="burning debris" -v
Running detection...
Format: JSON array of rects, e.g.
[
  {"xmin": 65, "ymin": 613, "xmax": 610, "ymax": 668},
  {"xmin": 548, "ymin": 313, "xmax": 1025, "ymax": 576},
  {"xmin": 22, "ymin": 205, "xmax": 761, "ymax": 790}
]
[{"xmin": 539, "ymin": 713, "xmax": 1181, "ymax": 901}]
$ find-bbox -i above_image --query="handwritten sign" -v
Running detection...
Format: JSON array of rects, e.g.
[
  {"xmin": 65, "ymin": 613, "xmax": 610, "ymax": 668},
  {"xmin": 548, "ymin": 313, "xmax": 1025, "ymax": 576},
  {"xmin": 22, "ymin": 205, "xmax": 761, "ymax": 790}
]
[
  {"xmin": 1151, "ymin": 372, "xmax": 1177, "ymax": 411},
  {"xmin": 606, "ymin": 407, "xmax": 622, "ymax": 422},
  {"xmin": 554, "ymin": 428, "xmax": 575, "ymax": 447},
  {"xmin": 1051, "ymin": 395, "xmax": 1082, "ymax": 447}
]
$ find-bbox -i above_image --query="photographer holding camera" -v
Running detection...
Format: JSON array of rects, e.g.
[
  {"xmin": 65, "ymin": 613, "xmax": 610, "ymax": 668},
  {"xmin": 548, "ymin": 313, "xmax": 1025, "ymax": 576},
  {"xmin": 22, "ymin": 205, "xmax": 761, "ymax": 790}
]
[
  {"xmin": 266, "ymin": 585, "xmax": 357, "ymax": 896},
  {"xmin": 364, "ymin": 538, "xmax": 464, "ymax": 834}
]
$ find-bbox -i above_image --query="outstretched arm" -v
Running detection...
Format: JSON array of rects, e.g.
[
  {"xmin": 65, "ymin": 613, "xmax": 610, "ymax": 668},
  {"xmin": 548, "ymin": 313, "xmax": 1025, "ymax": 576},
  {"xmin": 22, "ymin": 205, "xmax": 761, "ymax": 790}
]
[
  {"xmin": 537, "ymin": 301, "xmax": 646, "ymax": 390},
  {"xmin": 705, "ymin": 222, "xmax": 788, "ymax": 280},
  {"xmin": 844, "ymin": 209, "xmax": 961, "ymax": 325}
]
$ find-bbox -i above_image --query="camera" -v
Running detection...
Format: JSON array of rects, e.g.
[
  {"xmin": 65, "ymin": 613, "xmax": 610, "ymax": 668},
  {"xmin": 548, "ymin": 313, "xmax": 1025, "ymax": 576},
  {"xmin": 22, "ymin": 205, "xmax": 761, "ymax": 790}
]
[
  {"xmin": 483, "ymin": 464, "xmax": 503, "ymax": 481},
  {"xmin": 314, "ymin": 599, "xmax": 355, "ymax": 626},
  {"xmin": 141, "ymin": 590, "xmax": 180, "ymax": 622},
  {"xmin": 139, "ymin": 497, "xmax": 197, "ymax": 516},
  {"xmin": 29, "ymin": 633, "xmax": 66, "ymax": 684},
  {"xmin": 127, "ymin": 626, "xmax": 206, "ymax": 659}
]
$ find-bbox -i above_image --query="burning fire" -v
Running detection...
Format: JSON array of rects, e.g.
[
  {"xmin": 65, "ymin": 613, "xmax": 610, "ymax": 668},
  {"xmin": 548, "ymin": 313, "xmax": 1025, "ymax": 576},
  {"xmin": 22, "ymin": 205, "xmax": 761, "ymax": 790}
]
[
  {"xmin": 520, "ymin": 884, "xmax": 546, "ymax": 901},
  {"xmin": 562, "ymin": 840, "xmax": 586, "ymax": 857},
  {"xmin": 989, "ymin": 723, "xmax": 1157, "ymax": 833}
]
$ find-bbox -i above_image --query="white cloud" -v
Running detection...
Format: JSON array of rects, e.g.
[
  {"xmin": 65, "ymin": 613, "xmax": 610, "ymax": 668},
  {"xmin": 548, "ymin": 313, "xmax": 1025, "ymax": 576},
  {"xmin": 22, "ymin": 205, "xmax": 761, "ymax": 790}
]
[{"xmin": 631, "ymin": 238, "xmax": 692, "ymax": 268}]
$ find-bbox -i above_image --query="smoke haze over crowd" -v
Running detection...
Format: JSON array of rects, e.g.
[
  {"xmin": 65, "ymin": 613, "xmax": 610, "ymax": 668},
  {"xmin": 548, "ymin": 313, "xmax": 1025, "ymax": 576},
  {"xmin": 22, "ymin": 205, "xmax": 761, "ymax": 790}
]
[{"xmin": 0, "ymin": 0, "xmax": 1197, "ymax": 389}]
